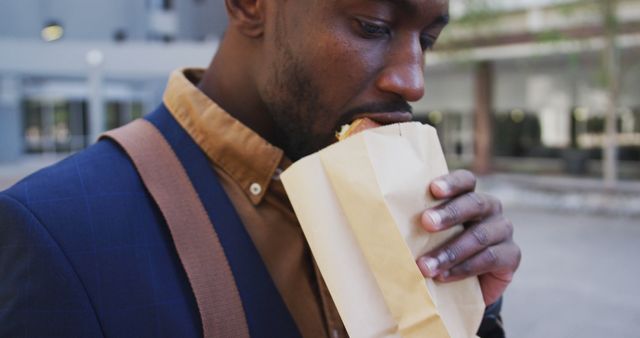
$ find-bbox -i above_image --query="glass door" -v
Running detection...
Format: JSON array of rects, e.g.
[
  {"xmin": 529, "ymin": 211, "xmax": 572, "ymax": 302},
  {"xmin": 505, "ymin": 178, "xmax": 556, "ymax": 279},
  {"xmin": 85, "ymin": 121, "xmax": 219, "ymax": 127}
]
[{"xmin": 23, "ymin": 99, "xmax": 88, "ymax": 154}]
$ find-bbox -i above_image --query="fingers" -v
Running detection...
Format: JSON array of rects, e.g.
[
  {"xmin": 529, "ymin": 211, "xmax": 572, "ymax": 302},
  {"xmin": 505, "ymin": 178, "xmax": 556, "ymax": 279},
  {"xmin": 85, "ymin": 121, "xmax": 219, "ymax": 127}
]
[
  {"xmin": 422, "ymin": 192, "xmax": 502, "ymax": 232},
  {"xmin": 429, "ymin": 169, "xmax": 477, "ymax": 199},
  {"xmin": 417, "ymin": 215, "xmax": 514, "ymax": 278},
  {"xmin": 439, "ymin": 241, "xmax": 521, "ymax": 282},
  {"xmin": 440, "ymin": 243, "xmax": 521, "ymax": 306},
  {"xmin": 420, "ymin": 170, "xmax": 521, "ymax": 305},
  {"xmin": 479, "ymin": 271, "xmax": 517, "ymax": 305}
]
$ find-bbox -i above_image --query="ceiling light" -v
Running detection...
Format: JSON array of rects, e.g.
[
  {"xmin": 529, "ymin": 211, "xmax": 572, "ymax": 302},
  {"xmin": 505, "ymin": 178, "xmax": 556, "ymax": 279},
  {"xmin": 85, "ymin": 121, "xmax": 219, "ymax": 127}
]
[{"xmin": 42, "ymin": 21, "xmax": 64, "ymax": 42}]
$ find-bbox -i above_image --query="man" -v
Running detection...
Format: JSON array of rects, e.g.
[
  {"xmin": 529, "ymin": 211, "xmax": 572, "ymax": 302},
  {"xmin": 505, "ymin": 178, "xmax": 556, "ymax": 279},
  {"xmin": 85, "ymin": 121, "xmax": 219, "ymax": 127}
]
[{"xmin": 0, "ymin": 0, "xmax": 520, "ymax": 337}]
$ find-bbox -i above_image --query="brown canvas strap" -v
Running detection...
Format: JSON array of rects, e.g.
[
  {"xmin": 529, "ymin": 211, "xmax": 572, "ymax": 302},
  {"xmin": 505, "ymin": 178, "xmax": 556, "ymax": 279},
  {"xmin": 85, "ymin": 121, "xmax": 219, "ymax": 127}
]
[{"xmin": 101, "ymin": 119, "xmax": 250, "ymax": 338}]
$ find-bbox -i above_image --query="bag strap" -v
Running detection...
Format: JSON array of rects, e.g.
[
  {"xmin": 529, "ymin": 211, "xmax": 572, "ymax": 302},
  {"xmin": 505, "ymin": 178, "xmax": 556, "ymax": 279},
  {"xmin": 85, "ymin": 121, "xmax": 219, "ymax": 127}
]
[{"xmin": 101, "ymin": 119, "xmax": 250, "ymax": 338}]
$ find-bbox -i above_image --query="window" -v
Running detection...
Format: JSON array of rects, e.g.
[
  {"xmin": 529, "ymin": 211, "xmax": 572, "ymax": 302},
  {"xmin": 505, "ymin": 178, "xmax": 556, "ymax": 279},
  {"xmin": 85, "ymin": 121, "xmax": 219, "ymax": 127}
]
[
  {"xmin": 105, "ymin": 101, "xmax": 144, "ymax": 130},
  {"xmin": 23, "ymin": 100, "xmax": 88, "ymax": 154}
]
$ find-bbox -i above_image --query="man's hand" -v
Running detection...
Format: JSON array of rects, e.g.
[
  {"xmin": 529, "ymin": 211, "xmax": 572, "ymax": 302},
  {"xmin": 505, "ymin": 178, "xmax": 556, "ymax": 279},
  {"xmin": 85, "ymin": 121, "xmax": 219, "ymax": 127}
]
[{"xmin": 416, "ymin": 170, "xmax": 521, "ymax": 306}]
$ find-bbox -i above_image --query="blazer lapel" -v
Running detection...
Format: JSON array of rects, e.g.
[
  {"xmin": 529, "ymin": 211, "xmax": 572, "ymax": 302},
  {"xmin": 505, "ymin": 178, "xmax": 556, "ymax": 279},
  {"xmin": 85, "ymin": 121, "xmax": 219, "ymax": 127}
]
[{"xmin": 145, "ymin": 105, "xmax": 301, "ymax": 338}]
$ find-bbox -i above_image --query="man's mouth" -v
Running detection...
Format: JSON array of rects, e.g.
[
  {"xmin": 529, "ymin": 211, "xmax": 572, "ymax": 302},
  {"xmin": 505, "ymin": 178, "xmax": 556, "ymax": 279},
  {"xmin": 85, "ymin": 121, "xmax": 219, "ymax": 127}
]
[
  {"xmin": 351, "ymin": 111, "xmax": 413, "ymax": 126},
  {"xmin": 332, "ymin": 102, "xmax": 414, "ymax": 140},
  {"xmin": 333, "ymin": 111, "xmax": 414, "ymax": 142}
]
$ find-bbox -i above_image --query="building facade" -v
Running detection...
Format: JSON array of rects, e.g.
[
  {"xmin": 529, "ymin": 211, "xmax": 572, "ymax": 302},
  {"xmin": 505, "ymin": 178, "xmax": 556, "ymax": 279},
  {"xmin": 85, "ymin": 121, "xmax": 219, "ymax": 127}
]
[
  {"xmin": 415, "ymin": 0, "xmax": 640, "ymax": 177},
  {"xmin": 1, "ymin": 0, "xmax": 639, "ymax": 178},
  {"xmin": 0, "ymin": 0, "xmax": 225, "ymax": 163}
]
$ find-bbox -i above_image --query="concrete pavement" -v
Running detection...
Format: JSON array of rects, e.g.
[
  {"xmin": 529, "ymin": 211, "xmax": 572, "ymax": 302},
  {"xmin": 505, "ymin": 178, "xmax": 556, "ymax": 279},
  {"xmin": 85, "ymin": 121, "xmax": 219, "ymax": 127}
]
[
  {"xmin": 1, "ymin": 158, "xmax": 639, "ymax": 337},
  {"xmin": 479, "ymin": 174, "xmax": 640, "ymax": 217},
  {"xmin": 502, "ymin": 207, "xmax": 640, "ymax": 338}
]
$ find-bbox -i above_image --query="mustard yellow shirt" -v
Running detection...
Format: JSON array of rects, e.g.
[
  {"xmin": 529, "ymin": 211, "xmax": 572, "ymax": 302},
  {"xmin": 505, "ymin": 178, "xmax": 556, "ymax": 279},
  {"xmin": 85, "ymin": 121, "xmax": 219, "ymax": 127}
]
[{"xmin": 163, "ymin": 69, "xmax": 347, "ymax": 338}]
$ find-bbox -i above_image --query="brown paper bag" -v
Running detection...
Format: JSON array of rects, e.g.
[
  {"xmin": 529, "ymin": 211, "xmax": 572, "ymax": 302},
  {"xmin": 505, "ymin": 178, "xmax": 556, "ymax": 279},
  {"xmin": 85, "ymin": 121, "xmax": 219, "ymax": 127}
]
[{"xmin": 281, "ymin": 122, "xmax": 485, "ymax": 338}]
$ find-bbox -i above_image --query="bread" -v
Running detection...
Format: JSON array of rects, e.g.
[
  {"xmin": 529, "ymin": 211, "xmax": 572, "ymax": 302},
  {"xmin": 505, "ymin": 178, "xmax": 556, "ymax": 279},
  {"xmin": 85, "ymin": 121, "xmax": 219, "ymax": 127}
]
[{"xmin": 335, "ymin": 118, "xmax": 382, "ymax": 141}]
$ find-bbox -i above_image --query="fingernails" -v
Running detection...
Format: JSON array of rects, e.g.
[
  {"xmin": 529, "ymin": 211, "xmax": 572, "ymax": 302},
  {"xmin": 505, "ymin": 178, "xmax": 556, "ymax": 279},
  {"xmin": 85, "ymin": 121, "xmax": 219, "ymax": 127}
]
[
  {"xmin": 425, "ymin": 210, "xmax": 442, "ymax": 229},
  {"xmin": 436, "ymin": 270, "xmax": 450, "ymax": 282},
  {"xmin": 421, "ymin": 257, "xmax": 440, "ymax": 277},
  {"xmin": 433, "ymin": 180, "xmax": 451, "ymax": 195}
]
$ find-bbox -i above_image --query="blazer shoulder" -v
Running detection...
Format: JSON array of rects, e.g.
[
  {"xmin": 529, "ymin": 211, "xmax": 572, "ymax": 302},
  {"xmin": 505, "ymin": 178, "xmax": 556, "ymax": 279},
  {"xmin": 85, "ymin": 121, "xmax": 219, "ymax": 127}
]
[
  {"xmin": 3, "ymin": 138, "xmax": 145, "ymax": 205},
  {"xmin": 0, "ymin": 193, "xmax": 104, "ymax": 337}
]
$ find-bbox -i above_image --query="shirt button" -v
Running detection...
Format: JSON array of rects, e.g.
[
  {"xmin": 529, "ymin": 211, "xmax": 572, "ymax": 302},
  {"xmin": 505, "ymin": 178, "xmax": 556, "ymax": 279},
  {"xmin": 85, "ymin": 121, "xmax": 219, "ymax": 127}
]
[
  {"xmin": 272, "ymin": 168, "xmax": 283, "ymax": 181},
  {"xmin": 250, "ymin": 182, "xmax": 262, "ymax": 196}
]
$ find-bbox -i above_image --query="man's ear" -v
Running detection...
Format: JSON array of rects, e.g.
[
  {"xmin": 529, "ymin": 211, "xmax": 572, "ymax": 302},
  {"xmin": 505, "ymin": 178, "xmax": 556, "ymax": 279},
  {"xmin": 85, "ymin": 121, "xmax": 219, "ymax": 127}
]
[{"xmin": 225, "ymin": 0, "xmax": 266, "ymax": 38}]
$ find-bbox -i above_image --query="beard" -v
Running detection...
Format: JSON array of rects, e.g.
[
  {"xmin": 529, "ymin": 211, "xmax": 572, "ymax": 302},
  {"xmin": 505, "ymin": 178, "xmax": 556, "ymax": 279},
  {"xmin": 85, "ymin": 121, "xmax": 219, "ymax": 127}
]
[
  {"xmin": 261, "ymin": 10, "xmax": 334, "ymax": 161},
  {"xmin": 263, "ymin": 49, "xmax": 330, "ymax": 161}
]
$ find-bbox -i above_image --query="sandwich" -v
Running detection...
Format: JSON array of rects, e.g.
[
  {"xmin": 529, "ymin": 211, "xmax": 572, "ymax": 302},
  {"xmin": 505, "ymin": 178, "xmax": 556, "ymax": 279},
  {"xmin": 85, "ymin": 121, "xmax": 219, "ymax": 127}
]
[{"xmin": 335, "ymin": 118, "xmax": 382, "ymax": 141}]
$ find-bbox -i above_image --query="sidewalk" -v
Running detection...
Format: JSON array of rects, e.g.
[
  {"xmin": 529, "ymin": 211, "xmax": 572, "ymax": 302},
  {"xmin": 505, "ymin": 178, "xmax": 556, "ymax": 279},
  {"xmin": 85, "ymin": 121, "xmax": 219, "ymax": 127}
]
[
  {"xmin": 2, "ymin": 157, "xmax": 638, "ymax": 338},
  {"xmin": 502, "ymin": 206, "xmax": 640, "ymax": 338},
  {"xmin": 2, "ymin": 157, "xmax": 640, "ymax": 217},
  {"xmin": 478, "ymin": 173, "xmax": 640, "ymax": 217}
]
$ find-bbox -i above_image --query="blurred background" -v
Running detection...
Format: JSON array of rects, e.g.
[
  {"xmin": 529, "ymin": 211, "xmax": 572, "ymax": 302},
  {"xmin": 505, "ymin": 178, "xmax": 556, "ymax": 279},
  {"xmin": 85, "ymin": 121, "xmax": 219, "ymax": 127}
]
[{"xmin": 0, "ymin": 0, "xmax": 638, "ymax": 337}]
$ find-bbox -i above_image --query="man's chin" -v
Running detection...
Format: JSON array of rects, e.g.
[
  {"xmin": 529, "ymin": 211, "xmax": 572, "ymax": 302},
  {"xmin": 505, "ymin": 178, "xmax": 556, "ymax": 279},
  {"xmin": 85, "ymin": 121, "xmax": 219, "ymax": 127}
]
[{"xmin": 284, "ymin": 134, "xmax": 333, "ymax": 161}]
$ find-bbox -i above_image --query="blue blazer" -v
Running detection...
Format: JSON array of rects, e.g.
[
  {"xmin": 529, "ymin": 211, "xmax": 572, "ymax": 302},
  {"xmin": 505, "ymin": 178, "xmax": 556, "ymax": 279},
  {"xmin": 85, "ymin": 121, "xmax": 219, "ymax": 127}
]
[{"xmin": 0, "ymin": 105, "xmax": 300, "ymax": 338}]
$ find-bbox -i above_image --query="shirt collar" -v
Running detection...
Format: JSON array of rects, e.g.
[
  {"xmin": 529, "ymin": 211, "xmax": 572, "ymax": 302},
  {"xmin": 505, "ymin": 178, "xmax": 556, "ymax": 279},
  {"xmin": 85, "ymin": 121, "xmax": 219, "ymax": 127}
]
[{"xmin": 163, "ymin": 68, "xmax": 284, "ymax": 205}]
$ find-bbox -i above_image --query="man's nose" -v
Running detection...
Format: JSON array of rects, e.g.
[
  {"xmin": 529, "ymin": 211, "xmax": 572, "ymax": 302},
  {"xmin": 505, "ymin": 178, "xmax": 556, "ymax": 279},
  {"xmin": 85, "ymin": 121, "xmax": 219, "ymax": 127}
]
[{"xmin": 375, "ymin": 42, "xmax": 425, "ymax": 102}]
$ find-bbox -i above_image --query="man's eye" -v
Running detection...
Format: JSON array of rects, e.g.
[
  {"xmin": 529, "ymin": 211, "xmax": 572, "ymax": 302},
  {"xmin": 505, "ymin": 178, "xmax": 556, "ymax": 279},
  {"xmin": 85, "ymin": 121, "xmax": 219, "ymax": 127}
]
[
  {"xmin": 358, "ymin": 20, "xmax": 390, "ymax": 38},
  {"xmin": 420, "ymin": 36, "xmax": 436, "ymax": 51}
]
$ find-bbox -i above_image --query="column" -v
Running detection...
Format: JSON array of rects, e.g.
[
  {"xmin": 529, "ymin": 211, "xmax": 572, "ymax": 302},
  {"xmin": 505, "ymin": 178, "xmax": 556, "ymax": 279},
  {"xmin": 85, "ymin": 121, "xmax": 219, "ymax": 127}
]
[
  {"xmin": 0, "ymin": 75, "xmax": 23, "ymax": 163},
  {"xmin": 87, "ymin": 49, "xmax": 105, "ymax": 145},
  {"xmin": 473, "ymin": 61, "xmax": 494, "ymax": 175}
]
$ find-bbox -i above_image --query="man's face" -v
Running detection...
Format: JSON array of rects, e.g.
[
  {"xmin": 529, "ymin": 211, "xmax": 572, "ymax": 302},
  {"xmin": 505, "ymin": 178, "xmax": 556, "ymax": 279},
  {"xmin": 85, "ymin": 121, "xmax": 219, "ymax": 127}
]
[{"xmin": 258, "ymin": 0, "xmax": 449, "ymax": 160}]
